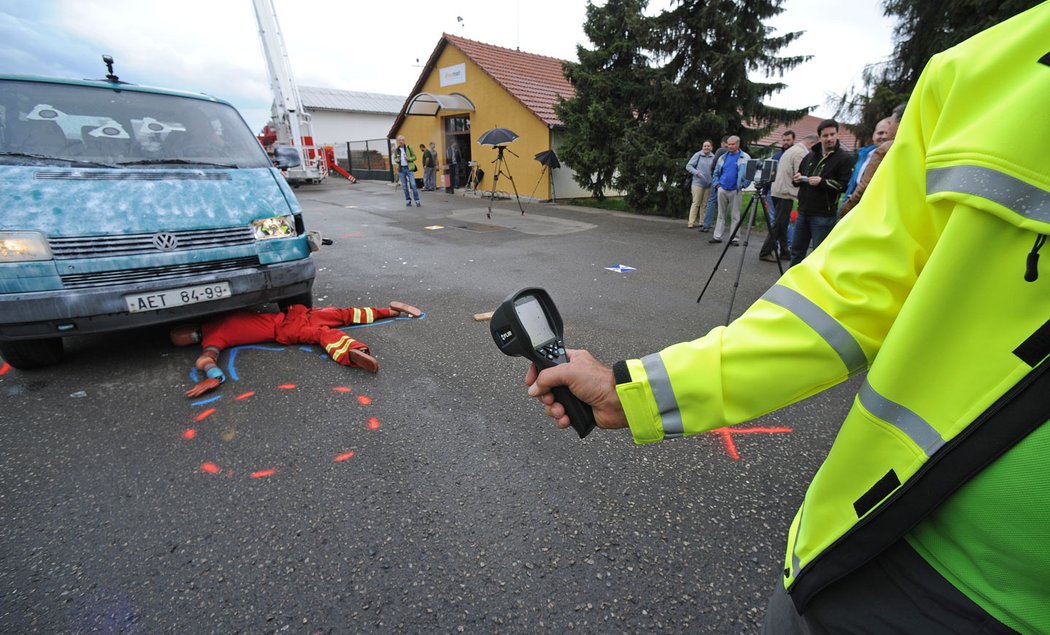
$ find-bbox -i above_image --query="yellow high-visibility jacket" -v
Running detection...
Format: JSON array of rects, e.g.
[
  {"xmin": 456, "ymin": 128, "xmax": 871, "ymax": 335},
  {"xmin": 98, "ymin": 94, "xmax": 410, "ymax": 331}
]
[{"xmin": 614, "ymin": 5, "xmax": 1049, "ymax": 630}]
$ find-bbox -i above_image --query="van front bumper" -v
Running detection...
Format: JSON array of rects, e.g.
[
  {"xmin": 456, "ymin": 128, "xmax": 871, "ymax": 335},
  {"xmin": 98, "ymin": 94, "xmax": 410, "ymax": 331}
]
[{"xmin": 0, "ymin": 258, "xmax": 315, "ymax": 341}]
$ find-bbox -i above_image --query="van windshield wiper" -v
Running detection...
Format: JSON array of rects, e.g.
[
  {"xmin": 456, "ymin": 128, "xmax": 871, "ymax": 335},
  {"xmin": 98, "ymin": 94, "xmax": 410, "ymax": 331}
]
[
  {"xmin": 117, "ymin": 158, "xmax": 239, "ymax": 169},
  {"xmin": 0, "ymin": 152, "xmax": 117, "ymax": 168}
]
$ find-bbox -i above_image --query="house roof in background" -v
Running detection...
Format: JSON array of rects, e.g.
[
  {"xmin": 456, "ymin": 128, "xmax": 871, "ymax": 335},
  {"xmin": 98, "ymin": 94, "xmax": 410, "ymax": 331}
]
[
  {"xmin": 752, "ymin": 114, "xmax": 860, "ymax": 151},
  {"xmin": 441, "ymin": 33, "xmax": 575, "ymax": 127},
  {"xmin": 391, "ymin": 33, "xmax": 576, "ymax": 134},
  {"xmin": 300, "ymin": 86, "xmax": 405, "ymax": 115}
]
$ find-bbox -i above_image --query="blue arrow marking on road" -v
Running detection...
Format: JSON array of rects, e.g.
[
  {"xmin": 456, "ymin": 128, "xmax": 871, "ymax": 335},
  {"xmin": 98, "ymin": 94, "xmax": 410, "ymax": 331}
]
[{"xmin": 604, "ymin": 264, "xmax": 637, "ymax": 273}]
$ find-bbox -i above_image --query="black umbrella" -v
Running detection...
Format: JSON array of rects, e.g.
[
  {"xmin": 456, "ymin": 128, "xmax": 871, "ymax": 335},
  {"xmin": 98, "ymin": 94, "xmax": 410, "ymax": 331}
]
[
  {"xmin": 478, "ymin": 127, "xmax": 519, "ymax": 146},
  {"xmin": 531, "ymin": 149, "xmax": 561, "ymax": 203},
  {"xmin": 534, "ymin": 149, "xmax": 560, "ymax": 169}
]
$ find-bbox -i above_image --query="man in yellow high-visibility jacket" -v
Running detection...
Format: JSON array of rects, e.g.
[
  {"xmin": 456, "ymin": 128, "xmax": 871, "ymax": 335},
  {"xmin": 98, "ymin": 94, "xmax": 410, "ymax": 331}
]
[{"xmin": 526, "ymin": 5, "xmax": 1049, "ymax": 632}]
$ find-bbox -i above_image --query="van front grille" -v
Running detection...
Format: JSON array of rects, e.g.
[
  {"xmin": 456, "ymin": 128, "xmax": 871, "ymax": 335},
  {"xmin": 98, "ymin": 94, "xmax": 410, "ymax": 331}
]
[
  {"xmin": 60, "ymin": 257, "xmax": 260, "ymax": 289},
  {"xmin": 49, "ymin": 227, "xmax": 255, "ymax": 258}
]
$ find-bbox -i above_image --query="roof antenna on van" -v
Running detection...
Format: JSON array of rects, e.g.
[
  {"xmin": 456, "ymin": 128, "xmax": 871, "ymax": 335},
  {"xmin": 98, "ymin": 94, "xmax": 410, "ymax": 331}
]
[{"xmin": 102, "ymin": 55, "xmax": 119, "ymax": 83}]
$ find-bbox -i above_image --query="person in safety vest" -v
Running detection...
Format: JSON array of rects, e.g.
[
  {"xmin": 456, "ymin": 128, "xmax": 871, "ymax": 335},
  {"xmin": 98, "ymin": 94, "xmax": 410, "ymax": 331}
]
[
  {"xmin": 525, "ymin": 6, "xmax": 1049, "ymax": 633},
  {"xmin": 393, "ymin": 135, "xmax": 421, "ymax": 207},
  {"xmin": 172, "ymin": 301, "xmax": 422, "ymax": 398}
]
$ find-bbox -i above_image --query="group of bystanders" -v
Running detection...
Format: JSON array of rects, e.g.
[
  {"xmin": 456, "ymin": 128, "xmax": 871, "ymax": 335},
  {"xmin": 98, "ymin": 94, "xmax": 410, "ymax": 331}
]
[{"xmin": 683, "ymin": 110, "xmax": 903, "ymax": 268}]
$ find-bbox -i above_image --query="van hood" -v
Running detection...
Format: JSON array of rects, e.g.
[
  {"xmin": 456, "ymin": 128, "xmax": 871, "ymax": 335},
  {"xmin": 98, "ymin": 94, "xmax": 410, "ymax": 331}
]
[{"xmin": 0, "ymin": 167, "xmax": 297, "ymax": 236}]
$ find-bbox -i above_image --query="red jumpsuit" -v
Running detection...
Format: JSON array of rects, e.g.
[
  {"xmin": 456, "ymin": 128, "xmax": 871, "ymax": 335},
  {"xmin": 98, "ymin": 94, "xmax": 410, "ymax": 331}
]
[{"xmin": 200, "ymin": 305, "xmax": 397, "ymax": 367}]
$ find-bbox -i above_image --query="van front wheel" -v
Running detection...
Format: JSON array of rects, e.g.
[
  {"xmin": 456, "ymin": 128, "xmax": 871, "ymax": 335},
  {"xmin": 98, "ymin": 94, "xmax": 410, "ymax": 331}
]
[{"xmin": 0, "ymin": 338, "xmax": 64, "ymax": 370}]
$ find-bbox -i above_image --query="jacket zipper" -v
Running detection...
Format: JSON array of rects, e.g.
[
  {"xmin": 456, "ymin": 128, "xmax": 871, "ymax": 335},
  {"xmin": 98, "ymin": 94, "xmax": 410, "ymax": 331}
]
[{"xmin": 1025, "ymin": 233, "xmax": 1046, "ymax": 282}]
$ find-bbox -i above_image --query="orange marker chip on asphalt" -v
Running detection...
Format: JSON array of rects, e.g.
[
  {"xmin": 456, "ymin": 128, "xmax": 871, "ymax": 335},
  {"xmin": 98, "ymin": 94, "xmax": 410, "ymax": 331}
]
[
  {"xmin": 201, "ymin": 462, "xmax": 221, "ymax": 474},
  {"xmin": 194, "ymin": 408, "xmax": 216, "ymax": 422},
  {"xmin": 251, "ymin": 468, "xmax": 277, "ymax": 479},
  {"xmin": 335, "ymin": 451, "xmax": 355, "ymax": 462}
]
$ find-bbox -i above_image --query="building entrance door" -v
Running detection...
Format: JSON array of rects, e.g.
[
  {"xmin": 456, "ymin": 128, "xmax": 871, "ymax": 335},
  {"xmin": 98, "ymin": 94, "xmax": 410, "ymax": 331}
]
[{"xmin": 443, "ymin": 115, "xmax": 471, "ymax": 189}]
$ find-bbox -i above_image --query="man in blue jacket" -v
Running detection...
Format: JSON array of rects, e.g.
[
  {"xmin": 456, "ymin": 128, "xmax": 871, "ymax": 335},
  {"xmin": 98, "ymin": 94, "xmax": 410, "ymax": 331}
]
[{"xmin": 708, "ymin": 135, "xmax": 751, "ymax": 245}]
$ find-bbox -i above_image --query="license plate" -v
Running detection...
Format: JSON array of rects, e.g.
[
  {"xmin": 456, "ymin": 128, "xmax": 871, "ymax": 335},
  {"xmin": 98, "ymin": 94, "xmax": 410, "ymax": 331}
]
[{"xmin": 125, "ymin": 282, "xmax": 231, "ymax": 313}]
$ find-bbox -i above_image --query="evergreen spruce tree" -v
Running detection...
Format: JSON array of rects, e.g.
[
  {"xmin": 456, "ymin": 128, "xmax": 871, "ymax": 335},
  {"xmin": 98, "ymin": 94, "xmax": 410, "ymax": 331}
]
[
  {"xmin": 556, "ymin": 0, "xmax": 807, "ymax": 214},
  {"xmin": 617, "ymin": 0, "xmax": 807, "ymax": 213},
  {"xmin": 554, "ymin": 0, "xmax": 654, "ymax": 200}
]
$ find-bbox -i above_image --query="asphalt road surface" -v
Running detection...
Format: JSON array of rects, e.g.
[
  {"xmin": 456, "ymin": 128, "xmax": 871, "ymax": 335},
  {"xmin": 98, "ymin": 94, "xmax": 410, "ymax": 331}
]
[{"xmin": 1, "ymin": 179, "xmax": 860, "ymax": 632}]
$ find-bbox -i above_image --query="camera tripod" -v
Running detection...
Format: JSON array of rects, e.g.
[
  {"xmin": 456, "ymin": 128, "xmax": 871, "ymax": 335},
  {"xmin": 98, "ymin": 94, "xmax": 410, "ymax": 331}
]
[
  {"xmin": 486, "ymin": 145, "xmax": 525, "ymax": 219},
  {"xmin": 697, "ymin": 183, "xmax": 782, "ymax": 325},
  {"xmin": 465, "ymin": 161, "xmax": 480, "ymax": 196}
]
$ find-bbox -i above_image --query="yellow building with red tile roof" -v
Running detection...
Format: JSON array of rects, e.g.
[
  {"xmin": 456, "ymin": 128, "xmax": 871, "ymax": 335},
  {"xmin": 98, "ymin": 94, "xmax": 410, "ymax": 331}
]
[{"xmin": 390, "ymin": 33, "xmax": 589, "ymax": 200}]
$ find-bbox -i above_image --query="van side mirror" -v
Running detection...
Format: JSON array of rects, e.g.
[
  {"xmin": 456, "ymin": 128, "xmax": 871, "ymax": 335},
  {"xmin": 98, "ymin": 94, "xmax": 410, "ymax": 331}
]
[{"xmin": 272, "ymin": 146, "xmax": 301, "ymax": 169}]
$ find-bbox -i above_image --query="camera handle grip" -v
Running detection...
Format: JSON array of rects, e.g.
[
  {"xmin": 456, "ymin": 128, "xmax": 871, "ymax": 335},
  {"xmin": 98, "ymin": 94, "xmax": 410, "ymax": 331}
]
[{"xmin": 551, "ymin": 385, "xmax": 597, "ymax": 438}]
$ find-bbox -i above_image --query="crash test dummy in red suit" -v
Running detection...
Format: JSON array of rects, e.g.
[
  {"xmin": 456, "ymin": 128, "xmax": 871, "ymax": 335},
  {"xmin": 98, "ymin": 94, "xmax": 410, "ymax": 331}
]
[{"xmin": 170, "ymin": 301, "xmax": 422, "ymax": 397}]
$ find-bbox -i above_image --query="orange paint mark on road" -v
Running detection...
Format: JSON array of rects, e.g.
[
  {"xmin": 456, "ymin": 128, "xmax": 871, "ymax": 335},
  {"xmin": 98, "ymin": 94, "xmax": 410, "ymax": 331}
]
[
  {"xmin": 182, "ymin": 428, "xmax": 197, "ymax": 440},
  {"xmin": 251, "ymin": 468, "xmax": 276, "ymax": 479},
  {"xmin": 367, "ymin": 417, "xmax": 380, "ymax": 430},
  {"xmin": 0, "ymin": 362, "xmax": 10, "ymax": 375},
  {"xmin": 201, "ymin": 462, "xmax": 221, "ymax": 474},
  {"xmin": 194, "ymin": 408, "xmax": 216, "ymax": 422},
  {"xmin": 356, "ymin": 395, "xmax": 372, "ymax": 405},
  {"xmin": 235, "ymin": 391, "xmax": 256, "ymax": 400},
  {"xmin": 277, "ymin": 383, "xmax": 297, "ymax": 390},
  {"xmin": 332, "ymin": 386, "xmax": 353, "ymax": 393},
  {"xmin": 716, "ymin": 429, "xmax": 741, "ymax": 461},
  {"xmin": 712, "ymin": 426, "xmax": 792, "ymax": 461},
  {"xmin": 335, "ymin": 451, "xmax": 355, "ymax": 462}
]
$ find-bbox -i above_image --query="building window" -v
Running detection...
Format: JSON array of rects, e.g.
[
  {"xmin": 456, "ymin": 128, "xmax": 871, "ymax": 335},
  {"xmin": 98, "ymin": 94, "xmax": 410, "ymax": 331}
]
[{"xmin": 445, "ymin": 116, "xmax": 471, "ymax": 134}]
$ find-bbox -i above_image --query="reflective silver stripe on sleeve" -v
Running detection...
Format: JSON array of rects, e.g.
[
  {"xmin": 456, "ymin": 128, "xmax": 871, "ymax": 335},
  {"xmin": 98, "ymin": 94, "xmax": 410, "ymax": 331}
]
[
  {"xmin": 927, "ymin": 165, "xmax": 1050, "ymax": 223},
  {"xmin": 858, "ymin": 380, "xmax": 945, "ymax": 457},
  {"xmin": 640, "ymin": 352, "xmax": 684, "ymax": 438},
  {"xmin": 791, "ymin": 502, "xmax": 805, "ymax": 576},
  {"xmin": 761, "ymin": 285, "xmax": 868, "ymax": 376}
]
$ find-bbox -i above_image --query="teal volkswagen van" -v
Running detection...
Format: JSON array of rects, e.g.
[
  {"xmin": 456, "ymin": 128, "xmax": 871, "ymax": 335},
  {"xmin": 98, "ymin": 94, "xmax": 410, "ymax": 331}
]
[{"xmin": 0, "ymin": 74, "xmax": 315, "ymax": 369}]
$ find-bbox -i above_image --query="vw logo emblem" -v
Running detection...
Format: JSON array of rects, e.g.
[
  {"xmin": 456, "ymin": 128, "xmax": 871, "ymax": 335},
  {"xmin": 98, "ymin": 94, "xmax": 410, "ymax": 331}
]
[{"xmin": 153, "ymin": 232, "xmax": 179, "ymax": 251}]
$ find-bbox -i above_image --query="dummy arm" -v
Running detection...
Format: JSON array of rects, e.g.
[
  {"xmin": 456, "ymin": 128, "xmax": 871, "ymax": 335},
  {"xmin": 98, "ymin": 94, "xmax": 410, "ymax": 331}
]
[{"xmin": 185, "ymin": 346, "xmax": 226, "ymax": 397}]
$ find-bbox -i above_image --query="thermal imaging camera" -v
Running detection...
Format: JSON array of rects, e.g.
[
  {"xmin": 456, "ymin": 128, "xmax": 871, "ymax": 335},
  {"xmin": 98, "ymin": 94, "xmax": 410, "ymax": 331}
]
[
  {"xmin": 745, "ymin": 158, "xmax": 778, "ymax": 186},
  {"xmin": 491, "ymin": 288, "xmax": 597, "ymax": 439}
]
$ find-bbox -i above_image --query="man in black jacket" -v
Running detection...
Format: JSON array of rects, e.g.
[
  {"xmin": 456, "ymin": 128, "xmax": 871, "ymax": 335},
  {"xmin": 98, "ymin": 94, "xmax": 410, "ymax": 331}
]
[{"xmin": 788, "ymin": 119, "xmax": 854, "ymax": 267}]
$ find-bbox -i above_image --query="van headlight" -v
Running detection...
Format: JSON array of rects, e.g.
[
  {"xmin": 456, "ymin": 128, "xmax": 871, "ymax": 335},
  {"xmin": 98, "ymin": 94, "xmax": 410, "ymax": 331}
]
[
  {"xmin": 251, "ymin": 215, "xmax": 297, "ymax": 240},
  {"xmin": 0, "ymin": 231, "xmax": 53, "ymax": 262}
]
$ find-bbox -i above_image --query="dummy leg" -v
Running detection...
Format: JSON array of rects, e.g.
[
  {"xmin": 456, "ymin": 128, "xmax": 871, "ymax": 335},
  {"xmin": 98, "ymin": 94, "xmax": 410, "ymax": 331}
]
[
  {"xmin": 316, "ymin": 328, "xmax": 378, "ymax": 373},
  {"xmin": 306, "ymin": 302, "xmax": 422, "ymax": 328},
  {"xmin": 275, "ymin": 318, "xmax": 379, "ymax": 372}
]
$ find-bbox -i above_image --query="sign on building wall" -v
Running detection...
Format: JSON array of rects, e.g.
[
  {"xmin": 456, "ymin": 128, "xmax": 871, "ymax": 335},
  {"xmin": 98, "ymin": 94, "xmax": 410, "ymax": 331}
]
[{"xmin": 440, "ymin": 63, "xmax": 466, "ymax": 87}]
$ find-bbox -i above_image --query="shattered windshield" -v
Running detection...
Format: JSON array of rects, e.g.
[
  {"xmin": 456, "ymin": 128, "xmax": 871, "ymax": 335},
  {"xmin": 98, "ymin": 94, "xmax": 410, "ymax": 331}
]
[{"xmin": 0, "ymin": 80, "xmax": 270, "ymax": 169}]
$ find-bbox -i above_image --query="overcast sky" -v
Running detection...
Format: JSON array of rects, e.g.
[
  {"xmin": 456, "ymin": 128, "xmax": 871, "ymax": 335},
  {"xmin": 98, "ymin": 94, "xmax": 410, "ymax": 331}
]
[{"xmin": 1, "ymin": 0, "xmax": 896, "ymax": 133}]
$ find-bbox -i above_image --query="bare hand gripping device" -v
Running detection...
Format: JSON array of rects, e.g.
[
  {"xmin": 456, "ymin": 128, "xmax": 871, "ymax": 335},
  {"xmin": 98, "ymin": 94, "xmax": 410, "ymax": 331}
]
[{"xmin": 491, "ymin": 288, "xmax": 597, "ymax": 439}]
